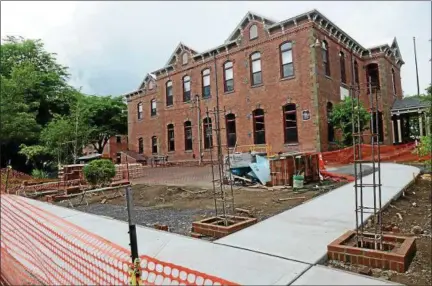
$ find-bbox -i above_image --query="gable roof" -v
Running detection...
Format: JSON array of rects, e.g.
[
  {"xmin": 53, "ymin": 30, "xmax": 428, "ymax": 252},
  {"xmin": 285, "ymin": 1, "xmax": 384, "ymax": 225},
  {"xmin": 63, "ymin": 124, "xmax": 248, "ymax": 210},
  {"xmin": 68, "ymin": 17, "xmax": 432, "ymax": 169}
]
[
  {"xmin": 226, "ymin": 11, "xmax": 277, "ymax": 42},
  {"xmin": 138, "ymin": 73, "xmax": 156, "ymax": 90},
  {"xmin": 165, "ymin": 42, "xmax": 198, "ymax": 67},
  {"xmin": 391, "ymin": 96, "xmax": 428, "ymax": 112}
]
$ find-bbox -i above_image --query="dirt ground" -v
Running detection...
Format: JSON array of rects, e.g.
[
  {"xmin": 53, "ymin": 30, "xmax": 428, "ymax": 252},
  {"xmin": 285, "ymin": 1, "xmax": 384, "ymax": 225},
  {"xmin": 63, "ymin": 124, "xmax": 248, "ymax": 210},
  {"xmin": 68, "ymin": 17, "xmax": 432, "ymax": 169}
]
[
  {"xmin": 59, "ymin": 181, "xmax": 340, "ymax": 237},
  {"xmin": 327, "ymin": 174, "xmax": 432, "ymax": 285}
]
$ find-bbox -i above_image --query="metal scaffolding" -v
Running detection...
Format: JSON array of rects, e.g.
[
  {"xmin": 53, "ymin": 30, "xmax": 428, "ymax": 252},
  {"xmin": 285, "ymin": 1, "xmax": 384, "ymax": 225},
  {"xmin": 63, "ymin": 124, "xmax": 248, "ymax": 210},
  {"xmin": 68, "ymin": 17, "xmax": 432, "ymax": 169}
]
[
  {"xmin": 351, "ymin": 68, "xmax": 383, "ymax": 250},
  {"xmin": 206, "ymin": 107, "xmax": 236, "ymax": 226}
]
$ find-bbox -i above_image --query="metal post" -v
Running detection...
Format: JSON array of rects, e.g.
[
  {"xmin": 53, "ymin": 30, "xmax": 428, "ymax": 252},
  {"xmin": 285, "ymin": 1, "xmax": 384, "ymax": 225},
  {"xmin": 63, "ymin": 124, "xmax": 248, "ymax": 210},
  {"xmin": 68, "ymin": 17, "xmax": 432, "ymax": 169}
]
[
  {"xmin": 413, "ymin": 37, "xmax": 420, "ymax": 97},
  {"xmin": 126, "ymin": 186, "xmax": 139, "ymax": 261},
  {"xmin": 223, "ymin": 107, "xmax": 236, "ymax": 213},
  {"xmin": 350, "ymin": 49, "xmax": 360, "ymax": 246},
  {"xmin": 207, "ymin": 108, "xmax": 218, "ymax": 216},
  {"xmin": 5, "ymin": 160, "xmax": 11, "ymax": 194},
  {"xmin": 196, "ymin": 95, "xmax": 202, "ymax": 166},
  {"xmin": 375, "ymin": 89, "xmax": 383, "ymax": 249}
]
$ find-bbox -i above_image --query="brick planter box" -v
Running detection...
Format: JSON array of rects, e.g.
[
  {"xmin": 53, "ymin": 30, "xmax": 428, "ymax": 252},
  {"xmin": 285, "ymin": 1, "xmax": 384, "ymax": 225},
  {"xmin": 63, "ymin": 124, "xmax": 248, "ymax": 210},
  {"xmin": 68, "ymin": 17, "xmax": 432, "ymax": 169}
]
[
  {"xmin": 192, "ymin": 215, "xmax": 257, "ymax": 239},
  {"xmin": 328, "ymin": 230, "xmax": 416, "ymax": 273}
]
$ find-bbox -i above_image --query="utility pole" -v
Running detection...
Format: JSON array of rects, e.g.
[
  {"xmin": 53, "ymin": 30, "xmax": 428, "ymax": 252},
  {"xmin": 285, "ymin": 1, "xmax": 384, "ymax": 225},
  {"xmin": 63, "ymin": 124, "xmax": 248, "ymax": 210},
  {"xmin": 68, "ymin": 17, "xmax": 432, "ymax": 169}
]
[
  {"xmin": 73, "ymin": 86, "xmax": 82, "ymax": 164},
  {"xmin": 195, "ymin": 95, "xmax": 202, "ymax": 165},
  {"xmin": 413, "ymin": 37, "xmax": 420, "ymax": 96}
]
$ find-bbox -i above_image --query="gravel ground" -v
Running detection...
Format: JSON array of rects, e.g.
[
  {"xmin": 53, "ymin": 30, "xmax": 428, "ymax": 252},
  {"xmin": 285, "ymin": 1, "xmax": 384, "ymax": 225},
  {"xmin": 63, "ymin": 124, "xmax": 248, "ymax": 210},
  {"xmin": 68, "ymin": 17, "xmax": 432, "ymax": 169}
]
[{"xmin": 75, "ymin": 203, "xmax": 215, "ymax": 235}]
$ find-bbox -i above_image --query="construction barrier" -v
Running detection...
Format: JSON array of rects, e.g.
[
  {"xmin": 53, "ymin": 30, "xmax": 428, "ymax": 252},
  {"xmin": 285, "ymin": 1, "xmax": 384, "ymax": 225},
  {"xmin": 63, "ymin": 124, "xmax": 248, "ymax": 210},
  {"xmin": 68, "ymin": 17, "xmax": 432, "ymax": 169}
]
[
  {"xmin": 0, "ymin": 195, "xmax": 236, "ymax": 286},
  {"xmin": 321, "ymin": 143, "xmax": 430, "ymax": 166}
]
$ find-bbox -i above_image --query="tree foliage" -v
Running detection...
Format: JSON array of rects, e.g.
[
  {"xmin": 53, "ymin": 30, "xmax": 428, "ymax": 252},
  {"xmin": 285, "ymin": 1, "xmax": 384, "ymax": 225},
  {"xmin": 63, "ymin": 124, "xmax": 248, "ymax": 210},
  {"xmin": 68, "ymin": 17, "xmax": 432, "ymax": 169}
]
[
  {"xmin": 79, "ymin": 95, "xmax": 127, "ymax": 154},
  {"xmin": 330, "ymin": 97, "xmax": 371, "ymax": 146},
  {"xmin": 83, "ymin": 159, "xmax": 116, "ymax": 187},
  {"xmin": 0, "ymin": 36, "xmax": 77, "ymax": 170}
]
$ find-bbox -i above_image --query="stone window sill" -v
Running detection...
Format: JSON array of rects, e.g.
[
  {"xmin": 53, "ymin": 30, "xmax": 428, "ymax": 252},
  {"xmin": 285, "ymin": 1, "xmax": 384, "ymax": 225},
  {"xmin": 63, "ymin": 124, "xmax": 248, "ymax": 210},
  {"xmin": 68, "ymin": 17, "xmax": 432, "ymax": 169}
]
[
  {"xmin": 280, "ymin": 76, "xmax": 295, "ymax": 82},
  {"xmin": 251, "ymin": 84, "xmax": 264, "ymax": 89}
]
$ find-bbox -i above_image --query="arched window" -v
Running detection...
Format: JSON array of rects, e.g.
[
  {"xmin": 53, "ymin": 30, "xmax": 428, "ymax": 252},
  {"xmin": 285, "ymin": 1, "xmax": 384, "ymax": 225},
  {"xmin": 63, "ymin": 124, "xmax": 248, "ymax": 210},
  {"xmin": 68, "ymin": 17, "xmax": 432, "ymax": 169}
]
[
  {"xmin": 327, "ymin": 102, "xmax": 334, "ymax": 143},
  {"xmin": 150, "ymin": 99, "xmax": 157, "ymax": 116},
  {"xmin": 225, "ymin": 114, "xmax": 236, "ymax": 148},
  {"xmin": 203, "ymin": 117, "xmax": 212, "ymax": 149},
  {"xmin": 250, "ymin": 52, "xmax": 262, "ymax": 86},
  {"xmin": 138, "ymin": 137, "xmax": 143, "ymax": 154},
  {"xmin": 151, "ymin": 136, "xmax": 158, "ymax": 154},
  {"xmin": 339, "ymin": 51, "xmax": 346, "ymax": 84},
  {"xmin": 391, "ymin": 68, "xmax": 397, "ymax": 95},
  {"xmin": 366, "ymin": 63, "xmax": 380, "ymax": 94},
  {"xmin": 166, "ymin": 81, "xmax": 173, "ymax": 106},
  {"xmin": 182, "ymin": 53, "xmax": 188, "ymax": 65},
  {"xmin": 253, "ymin": 108, "xmax": 265, "ymax": 144},
  {"xmin": 280, "ymin": 42, "xmax": 294, "ymax": 78},
  {"xmin": 137, "ymin": 102, "xmax": 143, "ymax": 120},
  {"xmin": 223, "ymin": 61, "xmax": 234, "ymax": 92},
  {"xmin": 202, "ymin": 69, "xmax": 211, "ymax": 98},
  {"xmin": 322, "ymin": 40, "xmax": 330, "ymax": 76},
  {"xmin": 184, "ymin": 121, "xmax": 193, "ymax": 151},
  {"xmin": 167, "ymin": 124, "xmax": 175, "ymax": 152},
  {"xmin": 249, "ymin": 24, "xmax": 258, "ymax": 40},
  {"xmin": 283, "ymin": 104, "xmax": 298, "ymax": 143},
  {"xmin": 183, "ymin": 75, "xmax": 191, "ymax": 102},
  {"xmin": 354, "ymin": 61, "xmax": 359, "ymax": 87}
]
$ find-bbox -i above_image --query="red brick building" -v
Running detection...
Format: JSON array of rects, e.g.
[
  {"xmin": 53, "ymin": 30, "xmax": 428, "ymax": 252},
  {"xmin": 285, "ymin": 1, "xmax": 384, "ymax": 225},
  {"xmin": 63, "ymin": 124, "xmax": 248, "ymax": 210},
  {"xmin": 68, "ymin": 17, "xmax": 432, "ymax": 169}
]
[
  {"xmin": 125, "ymin": 9, "xmax": 404, "ymax": 161},
  {"xmin": 83, "ymin": 135, "xmax": 128, "ymax": 164}
]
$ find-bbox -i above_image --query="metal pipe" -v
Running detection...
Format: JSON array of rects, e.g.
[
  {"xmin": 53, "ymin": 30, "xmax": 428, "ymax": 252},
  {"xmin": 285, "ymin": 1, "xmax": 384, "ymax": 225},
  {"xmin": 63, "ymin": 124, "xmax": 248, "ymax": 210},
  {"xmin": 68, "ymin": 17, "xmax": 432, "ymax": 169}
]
[
  {"xmin": 126, "ymin": 185, "xmax": 139, "ymax": 262},
  {"xmin": 375, "ymin": 89, "xmax": 383, "ymax": 249},
  {"xmin": 350, "ymin": 48, "xmax": 359, "ymax": 246},
  {"xmin": 370, "ymin": 77, "xmax": 377, "ymax": 250},
  {"xmin": 413, "ymin": 37, "xmax": 420, "ymax": 97},
  {"xmin": 196, "ymin": 95, "xmax": 202, "ymax": 166},
  {"xmin": 224, "ymin": 107, "xmax": 236, "ymax": 213},
  {"xmin": 207, "ymin": 108, "xmax": 218, "ymax": 216}
]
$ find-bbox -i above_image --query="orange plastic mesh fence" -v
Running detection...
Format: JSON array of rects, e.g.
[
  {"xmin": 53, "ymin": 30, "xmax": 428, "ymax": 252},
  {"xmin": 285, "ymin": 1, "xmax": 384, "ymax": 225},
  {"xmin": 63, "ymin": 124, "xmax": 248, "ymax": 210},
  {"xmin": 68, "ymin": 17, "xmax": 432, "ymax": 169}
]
[
  {"xmin": 321, "ymin": 143, "xmax": 430, "ymax": 166},
  {"xmin": 0, "ymin": 195, "xmax": 237, "ymax": 286}
]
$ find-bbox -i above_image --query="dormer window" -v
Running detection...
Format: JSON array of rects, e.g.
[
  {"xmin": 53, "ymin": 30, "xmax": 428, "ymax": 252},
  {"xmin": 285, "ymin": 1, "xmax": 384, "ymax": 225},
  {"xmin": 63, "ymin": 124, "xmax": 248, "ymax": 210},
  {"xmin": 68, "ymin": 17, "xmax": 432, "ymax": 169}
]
[
  {"xmin": 182, "ymin": 53, "xmax": 188, "ymax": 65},
  {"xmin": 249, "ymin": 24, "xmax": 258, "ymax": 40},
  {"xmin": 148, "ymin": 81, "xmax": 154, "ymax": 90}
]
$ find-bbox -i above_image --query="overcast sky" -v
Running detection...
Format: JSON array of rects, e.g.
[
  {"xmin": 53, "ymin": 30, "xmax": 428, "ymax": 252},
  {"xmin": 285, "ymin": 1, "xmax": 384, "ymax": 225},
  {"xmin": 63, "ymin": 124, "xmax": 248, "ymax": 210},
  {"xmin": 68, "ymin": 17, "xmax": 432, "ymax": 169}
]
[{"xmin": 1, "ymin": 1, "xmax": 431, "ymax": 96}]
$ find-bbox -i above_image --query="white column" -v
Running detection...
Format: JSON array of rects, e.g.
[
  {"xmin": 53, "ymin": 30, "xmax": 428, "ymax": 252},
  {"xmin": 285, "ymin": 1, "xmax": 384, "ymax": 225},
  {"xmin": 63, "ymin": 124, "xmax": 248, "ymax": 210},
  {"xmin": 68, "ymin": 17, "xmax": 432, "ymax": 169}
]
[
  {"xmin": 427, "ymin": 116, "xmax": 431, "ymax": 136},
  {"xmin": 419, "ymin": 113, "xmax": 424, "ymax": 137},
  {"xmin": 397, "ymin": 118, "xmax": 402, "ymax": 143},
  {"xmin": 391, "ymin": 119, "xmax": 396, "ymax": 144}
]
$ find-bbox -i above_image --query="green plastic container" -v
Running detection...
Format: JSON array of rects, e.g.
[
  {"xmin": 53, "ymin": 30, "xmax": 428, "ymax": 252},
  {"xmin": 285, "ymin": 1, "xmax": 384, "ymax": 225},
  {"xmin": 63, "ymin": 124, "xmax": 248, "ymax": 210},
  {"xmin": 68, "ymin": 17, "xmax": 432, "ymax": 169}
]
[{"xmin": 293, "ymin": 175, "xmax": 304, "ymax": 189}]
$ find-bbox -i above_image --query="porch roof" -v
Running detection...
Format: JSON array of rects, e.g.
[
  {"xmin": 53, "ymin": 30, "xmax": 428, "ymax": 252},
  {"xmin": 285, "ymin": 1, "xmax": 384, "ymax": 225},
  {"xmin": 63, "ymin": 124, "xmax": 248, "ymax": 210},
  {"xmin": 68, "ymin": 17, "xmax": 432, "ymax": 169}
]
[{"xmin": 391, "ymin": 97, "xmax": 428, "ymax": 115}]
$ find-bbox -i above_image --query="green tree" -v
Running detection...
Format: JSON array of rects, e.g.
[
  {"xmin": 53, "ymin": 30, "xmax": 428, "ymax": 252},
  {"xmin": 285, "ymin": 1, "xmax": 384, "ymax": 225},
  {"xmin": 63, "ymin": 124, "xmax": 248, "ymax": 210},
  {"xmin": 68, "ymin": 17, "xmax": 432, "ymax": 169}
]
[
  {"xmin": 83, "ymin": 159, "xmax": 116, "ymax": 187},
  {"xmin": 80, "ymin": 95, "xmax": 127, "ymax": 154},
  {"xmin": 330, "ymin": 97, "xmax": 371, "ymax": 146},
  {"xmin": 0, "ymin": 36, "xmax": 77, "ymax": 170}
]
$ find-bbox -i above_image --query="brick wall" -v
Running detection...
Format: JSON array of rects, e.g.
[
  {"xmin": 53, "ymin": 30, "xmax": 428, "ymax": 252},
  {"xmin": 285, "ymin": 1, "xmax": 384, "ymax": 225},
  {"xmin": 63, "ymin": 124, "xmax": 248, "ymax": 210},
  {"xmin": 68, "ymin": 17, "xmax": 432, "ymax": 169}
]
[{"xmin": 127, "ymin": 14, "xmax": 403, "ymax": 161}]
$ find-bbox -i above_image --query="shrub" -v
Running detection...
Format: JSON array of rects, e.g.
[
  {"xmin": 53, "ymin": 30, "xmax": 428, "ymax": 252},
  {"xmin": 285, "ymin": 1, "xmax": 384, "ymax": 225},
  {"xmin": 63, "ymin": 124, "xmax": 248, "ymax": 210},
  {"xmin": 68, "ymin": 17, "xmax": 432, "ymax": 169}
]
[
  {"xmin": 83, "ymin": 159, "xmax": 116, "ymax": 187},
  {"xmin": 31, "ymin": 169, "xmax": 49, "ymax": 179}
]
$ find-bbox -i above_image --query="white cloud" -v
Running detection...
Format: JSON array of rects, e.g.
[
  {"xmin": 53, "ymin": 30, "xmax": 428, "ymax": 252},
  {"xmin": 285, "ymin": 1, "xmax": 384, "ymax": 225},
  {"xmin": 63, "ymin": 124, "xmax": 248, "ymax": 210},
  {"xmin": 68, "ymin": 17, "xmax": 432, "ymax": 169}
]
[{"xmin": 1, "ymin": 1, "xmax": 431, "ymax": 96}]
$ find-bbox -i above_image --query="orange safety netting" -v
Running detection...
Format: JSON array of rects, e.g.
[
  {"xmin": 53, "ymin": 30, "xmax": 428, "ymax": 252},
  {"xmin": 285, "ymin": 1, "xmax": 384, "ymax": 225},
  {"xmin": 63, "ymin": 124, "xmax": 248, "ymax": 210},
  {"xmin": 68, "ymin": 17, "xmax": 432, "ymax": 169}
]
[
  {"xmin": 0, "ymin": 195, "xmax": 237, "ymax": 286},
  {"xmin": 321, "ymin": 143, "xmax": 431, "ymax": 166}
]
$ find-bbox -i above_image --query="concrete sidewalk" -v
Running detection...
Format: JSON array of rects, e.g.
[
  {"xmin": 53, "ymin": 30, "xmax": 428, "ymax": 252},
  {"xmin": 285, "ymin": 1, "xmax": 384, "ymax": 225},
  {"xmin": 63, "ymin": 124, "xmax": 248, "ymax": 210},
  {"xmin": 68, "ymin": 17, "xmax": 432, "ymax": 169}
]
[{"xmin": 216, "ymin": 163, "xmax": 420, "ymax": 265}]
